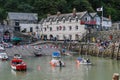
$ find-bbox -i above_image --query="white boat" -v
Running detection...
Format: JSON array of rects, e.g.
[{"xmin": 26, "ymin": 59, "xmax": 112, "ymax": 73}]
[
  {"xmin": 76, "ymin": 57, "xmax": 92, "ymax": 65},
  {"xmin": 50, "ymin": 52, "xmax": 65, "ymax": 67},
  {"xmin": 0, "ymin": 46, "xmax": 5, "ymax": 51},
  {"xmin": 14, "ymin": 54, "xmax": 22, "ymax": 59},
  {"xmin": 0, "ymin": 52, "xmax": 8, "ymax": 60}
]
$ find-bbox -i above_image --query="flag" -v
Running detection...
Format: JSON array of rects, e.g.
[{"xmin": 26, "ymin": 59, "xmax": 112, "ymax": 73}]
[{"xmin": 96, "ymin": 7, "xmax": 103, "ymax": 11}]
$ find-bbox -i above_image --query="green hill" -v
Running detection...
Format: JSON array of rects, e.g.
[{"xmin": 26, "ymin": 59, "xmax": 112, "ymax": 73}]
[{"xmin": 0, "ymin": 0, "xmax": 119, "ymax": 22}]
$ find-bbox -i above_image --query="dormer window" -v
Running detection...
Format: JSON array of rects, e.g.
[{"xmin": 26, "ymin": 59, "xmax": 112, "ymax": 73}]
[
  {"xmin": 76, "ymin": 16, "xmax": 78, "ymax": 22},
  {"xmin": 63, "ymin": 18, "xmax": 65, "ymax": 23},
  {"xmin": 49, "ymin": 19, "xmax": 52, "ymax": 24},
  {"xmin": 50, "ymin": 21, "xmax": 52, "ymax": 24},
  {"xmin": 69, "ymin": 17, "xmax": 71, "ymax": 22},
  {"xmin": 56, "ymin": 19, "xmax": 59, "ymax": 23}
]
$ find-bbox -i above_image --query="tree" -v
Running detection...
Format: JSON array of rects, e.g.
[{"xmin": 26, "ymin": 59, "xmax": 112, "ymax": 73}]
[{"xmin": 0, "ymin": 8, "xmax": 6, "ymax": 23}]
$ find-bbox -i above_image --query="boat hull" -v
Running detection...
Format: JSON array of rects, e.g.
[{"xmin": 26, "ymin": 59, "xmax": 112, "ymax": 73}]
[
  {"xmin": 50, "ymin": 60, "xmax": 65, "ymax": 67},
  {"xmin": 10, "ymin": 59, "xmax": 27, "ymax": 71}
]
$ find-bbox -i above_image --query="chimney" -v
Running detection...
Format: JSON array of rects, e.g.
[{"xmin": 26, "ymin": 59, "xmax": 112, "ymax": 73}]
[
  {"xmin": 109, "ymin": 15, "xmax": 111, "ymax": 20},
  {"xmin": 47, "ymin": 14, "xmax": 51, "ymax": 17},
  {"xmin": 73, "ymin": 8, "xmax": 76, "ymax": 16},
  {"xmin": 57, "ymin": 11, "xmax": 61, "ymax": 16}
]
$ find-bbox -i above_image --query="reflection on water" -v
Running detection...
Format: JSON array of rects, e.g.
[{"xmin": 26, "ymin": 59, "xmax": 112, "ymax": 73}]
[{"xmin": 11, "ymin": 69, "xmax": 27, "ymax": 76}]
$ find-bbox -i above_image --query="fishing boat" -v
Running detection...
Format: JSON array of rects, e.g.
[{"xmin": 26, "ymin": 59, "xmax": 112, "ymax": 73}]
[
  {"xmin": 33, "ymin": 51, "xmax": 43, "ymax": 57},
  {"xmin": 14, "ymin": 54, "xmax": 22, "ymax": 59},
  {"xmin": 0, "ymin": 52, "xmax": 8, "ymax": 61},
  {"xmin": 50, "ymin": 52, "xmax": 65, "ymax": 67},
  {"xmin": 10, "ymin": 58, "xmax": 27, "ymax": 71},
  {"xmin": 76, "ymin": 57, "xmax": 92, "ymax": 65}
]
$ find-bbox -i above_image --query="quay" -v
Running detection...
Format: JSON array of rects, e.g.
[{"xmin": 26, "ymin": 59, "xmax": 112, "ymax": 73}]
[{"xmin": 3, "ymin": 39, "xmax": 120, "ymax": 60}]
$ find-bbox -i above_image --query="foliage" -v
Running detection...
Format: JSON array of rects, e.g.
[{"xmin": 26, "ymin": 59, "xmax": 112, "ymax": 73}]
[{"xmin": 0, "ymin": 0, "xmax": 119, "ymax": 22}]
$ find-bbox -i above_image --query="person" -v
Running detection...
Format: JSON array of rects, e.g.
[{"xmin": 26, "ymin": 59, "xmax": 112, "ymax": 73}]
[
  {"xmin": 59, "ymin": 60, "xmax": 62, "ymax": 67},
  {"xmin": 86, "ymin": 59, "xmax": 90, "ymax": 63}
]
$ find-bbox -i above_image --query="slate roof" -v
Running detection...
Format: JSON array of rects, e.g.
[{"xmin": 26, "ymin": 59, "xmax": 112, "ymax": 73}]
[
  {"xmin": 44, "ymin": 11, "xmax": 87, "ymax": 22},
  {"xmin": 8, "ymin": 12, "xmax": 38, "ymax": 21},
  {"xmin": 89, "ymin": 13, "xmax": 97, "ymax": 18}
]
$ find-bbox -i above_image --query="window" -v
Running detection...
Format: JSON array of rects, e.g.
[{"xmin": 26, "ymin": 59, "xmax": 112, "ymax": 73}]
[
  {"xmin": 57, "ymin": 26, "xmax": 59, "ymax": 31},
  {"xmin": 50, "ymin": 27, "xmax": 52, "ymax": 31},
  {"xmin": 56, "ymin": 19, "xmax": 59, "ymax": 23},
  {"xmin": 63, "ymin": 35, "xmax": 66, "ymax": 40},
  {"xmin": 30, "ymin": 27, "xmax": 33, "ymax": 32},
  {"xmin": 63, "ymin": 26, "xmax": 66, "ymax": 31},
  {"xmin": 119, "ymin": 24, "xmax": 120, "ymax": 30},
  {"xmin": 63, "ymin": 19, "xmax": 65, "ymax": 23},
  {"xmin": 75, "ymin": 25, "xmax": 78, "ymax": 30},
  {"xmin": 56, "ymin": 35, "xmax": 59, "ymax": 40},
  {"xmin": 44, "ymin": 27, "xmax": 47, "ymax": 31},
  {"xmin": 69, "ymin": 26, "xmax": 72, "ymax": 30},
  {"xmin": 69, "ymin": 35, "xmax": 72, "ymax": 40},
  {"xmin": 76, "ymin": 16, "xmax": 78, "ymax": 22},
  {"xmin": 15, "ymin": 21, "xmax": 19, "ymax": 26}
]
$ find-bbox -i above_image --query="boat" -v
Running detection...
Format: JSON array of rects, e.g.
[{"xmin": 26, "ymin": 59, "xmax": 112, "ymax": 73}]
[
  {"xmin": 14, "ymin": 54, "xmax": 22, "ymax": 59},
  {"xmin": 33, "ymin": 51, "xmax": 43, "ymax": 57},
  {"xmin": 76, "ymin": 57, "xmax": 92, "ymax": 65},
  {"xmin": 0, "ymin": 52, "xmax": 8, "ymax": 61},
  {"xmin": 50, "ymin": 52, "xmax": 65, "ymax": 67},
  {"xmin": 34, "ymin": 46, "xmax": 42, "ymax": 51},
  {"xmin": 0, "ymin": 46, "xmax": 5, "ymax": 51},
  {"xmin": 10, "ymin": 58, "xmax": 27, "ymax": 71}
]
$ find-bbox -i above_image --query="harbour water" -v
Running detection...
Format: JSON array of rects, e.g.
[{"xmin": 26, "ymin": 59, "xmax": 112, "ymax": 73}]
[{"xmin": 0, "ymin": 55, "xmax": 120, "ymax": 80}]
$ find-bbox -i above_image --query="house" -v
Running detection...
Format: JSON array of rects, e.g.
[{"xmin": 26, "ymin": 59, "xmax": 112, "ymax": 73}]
[
  {"xmin": 102, "ymin": 17, "xmax": 112, "ymax": 30},
  {"xmin": 90, "ymin": 13, "xmax": 101, "ymax": 30},
  {"xmin": 40, "ymin": 9, "xmax": 96, "ymax": 41},
  {"xmin": 7, "ymin": 12, "xmax": 38, "ymax": 32},
  {"xmin": 112, "ymin": 21, "xmax": 120, "ymax": 30}
]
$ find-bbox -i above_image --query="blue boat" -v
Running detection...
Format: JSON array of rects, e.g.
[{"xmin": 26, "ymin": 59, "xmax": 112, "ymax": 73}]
[{"xmin": 52, "ymin": 52, "xmax": 61, "ymax": 58}]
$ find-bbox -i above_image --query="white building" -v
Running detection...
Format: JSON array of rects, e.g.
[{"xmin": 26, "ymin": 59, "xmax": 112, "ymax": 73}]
[
  {"xmin": 40, "ymin": 10, "xmax": 96, "ymax": 41},
  {"xmin": 102, "ymin": 17, "xmax": 112, "ymax": 30},
  {"xmin": 7, "ymin": 12, "xmax": 41, "ymax": 39},
  {"xmin": 7, "ymin": 12, "xmax": 38, "ymax": 32}
]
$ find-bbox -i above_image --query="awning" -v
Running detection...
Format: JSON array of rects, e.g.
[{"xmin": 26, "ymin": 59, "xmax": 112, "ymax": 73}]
[{"xmin": 11, "ymin": 37, "xmax": 22, "ymax": 41}]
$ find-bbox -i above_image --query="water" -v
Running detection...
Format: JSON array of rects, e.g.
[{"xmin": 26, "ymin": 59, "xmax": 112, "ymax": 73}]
[{"xmin": 0, "ymin": 56, "xmax": 120, "ymax": 80}]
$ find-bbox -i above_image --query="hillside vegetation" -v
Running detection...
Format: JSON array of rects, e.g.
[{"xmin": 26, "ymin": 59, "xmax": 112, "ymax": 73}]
[{"xmin": 0, "ymin": 0, "xmax": 119, "ymax": 22}]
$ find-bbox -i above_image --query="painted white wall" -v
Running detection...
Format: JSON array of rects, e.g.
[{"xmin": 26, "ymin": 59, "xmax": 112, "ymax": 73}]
[
  {"xmin": 102, "ymin": 21, "xmax": 112, "ymax": 27},
  {"xmin": 19, "ymin": 23, "xmax": 42, "ymax": 39},
  {"xmin": 43, "ymin": 20, "xmax": 86, "ymax": 40}
]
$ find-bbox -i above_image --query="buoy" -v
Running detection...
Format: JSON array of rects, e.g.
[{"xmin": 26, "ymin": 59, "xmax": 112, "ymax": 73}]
[{"xmin": 37, "ymin": 65, "xmax": 41, "ymax": 71}]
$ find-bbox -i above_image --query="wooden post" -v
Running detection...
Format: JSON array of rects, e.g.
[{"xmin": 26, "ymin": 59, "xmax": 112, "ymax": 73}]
[
  {"xmin": 116, "ymin": 43, "xmax": 120, "ymax": 60},
  {"xmin": 112, "ymin": 73, "xmax": 119, "ymax": 80},
  {"xmin": 111, "ymin": 43, "xmax": 115, "ymax": 59}
]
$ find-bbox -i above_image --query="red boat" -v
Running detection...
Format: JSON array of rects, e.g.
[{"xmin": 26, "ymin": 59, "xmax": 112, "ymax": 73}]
[{"xmin": 10, "ymin": 58, "xmax": 27, "ymax": 71}]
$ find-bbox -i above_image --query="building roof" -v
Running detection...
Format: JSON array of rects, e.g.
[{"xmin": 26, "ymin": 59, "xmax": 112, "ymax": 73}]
[
  {"xmin": 44, "ymin": 11, "xmax": 88, "ymax": 22},
  {"xmin": 8, "ymin": 12, "xmax": 38, "ymax": 21},
  {"xmin": 89, "ymin": 13, "xmax": 97, "ymax": 18}
]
